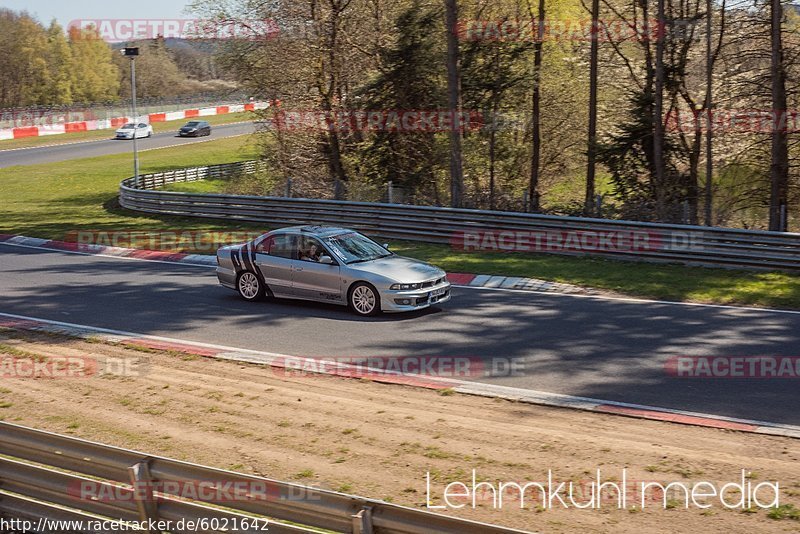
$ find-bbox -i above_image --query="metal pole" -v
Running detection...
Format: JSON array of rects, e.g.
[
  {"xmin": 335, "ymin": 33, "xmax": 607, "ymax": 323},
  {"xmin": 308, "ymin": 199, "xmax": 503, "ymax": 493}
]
[{"xmin": 131, "ymin": 57, "xmax": 140, "ymax": 189}]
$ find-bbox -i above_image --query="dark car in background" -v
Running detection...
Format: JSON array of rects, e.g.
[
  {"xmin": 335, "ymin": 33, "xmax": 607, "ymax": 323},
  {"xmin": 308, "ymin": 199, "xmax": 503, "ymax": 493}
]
[{"xmin": 178, "ymin": 120, "xmax": 211, "ymax": 137}]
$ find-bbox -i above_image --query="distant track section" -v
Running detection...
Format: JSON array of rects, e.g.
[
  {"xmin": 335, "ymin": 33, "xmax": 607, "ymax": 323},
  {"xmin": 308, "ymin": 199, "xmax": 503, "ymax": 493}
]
[{"xmin": 0, "ymin": 101, "xmax": 268, "ymax": 141}]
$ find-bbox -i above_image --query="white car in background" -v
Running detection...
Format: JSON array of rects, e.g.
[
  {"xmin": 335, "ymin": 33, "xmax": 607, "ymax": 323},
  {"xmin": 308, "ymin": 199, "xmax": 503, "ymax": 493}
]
[{"xmin": 115, "ymin": 122, "xmax": 153, "ymax": 139}]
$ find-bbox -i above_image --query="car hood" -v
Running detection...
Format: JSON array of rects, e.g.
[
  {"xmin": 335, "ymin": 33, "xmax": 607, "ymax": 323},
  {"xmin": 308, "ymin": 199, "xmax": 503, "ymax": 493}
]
[
  {"xmin": 346, "ymin": 255, "xmax": 445, "ymax": 283},
  {"xmin": 116, "ymin": 129, "xmax": 133, "ymax": 134}
]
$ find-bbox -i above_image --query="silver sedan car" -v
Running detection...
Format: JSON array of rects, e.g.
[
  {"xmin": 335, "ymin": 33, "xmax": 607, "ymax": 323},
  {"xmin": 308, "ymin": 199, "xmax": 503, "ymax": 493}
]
[{"xmin": 216, "ymin": 226, "xmax": 451, "ymax": 316}]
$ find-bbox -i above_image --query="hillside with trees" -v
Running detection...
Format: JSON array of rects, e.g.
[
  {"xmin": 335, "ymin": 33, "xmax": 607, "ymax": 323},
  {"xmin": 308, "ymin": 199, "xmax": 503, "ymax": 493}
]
[
  {"xmin": 190, "ymin": 0, "xmax": 800, "ymax": 230},
  {"xmin": 0, "ymin": 8, "xmax": 236, "ymax": 109}
]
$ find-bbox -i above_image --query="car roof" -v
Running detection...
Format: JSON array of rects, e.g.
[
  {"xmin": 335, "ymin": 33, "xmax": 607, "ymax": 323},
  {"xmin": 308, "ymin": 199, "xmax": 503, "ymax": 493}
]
[{"xmin": 275, "ymin": 225, "xmax": 353, "ymax": 238}]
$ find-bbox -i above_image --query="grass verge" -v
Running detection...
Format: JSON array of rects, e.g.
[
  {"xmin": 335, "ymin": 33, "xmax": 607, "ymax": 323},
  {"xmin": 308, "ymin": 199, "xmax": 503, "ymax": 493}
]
[
  {"xmin": 390, "ymin": 242, "xmax": 800, "ymax": 309},
  {"xmin": 0, "ymin": 137, "xmax": 798, "ymax": 309}
]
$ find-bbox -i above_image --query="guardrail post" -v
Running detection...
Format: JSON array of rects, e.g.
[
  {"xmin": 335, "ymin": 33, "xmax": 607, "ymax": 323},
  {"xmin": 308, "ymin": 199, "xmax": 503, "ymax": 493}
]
[
  {"xmin": 286, "ymin": 177, "xmax": 292, "ymax": 198},
  {"xmin": 387, "ymin": 181, "xmax": 394, "ymax": 204},
  {"xmin": 351, "ymin": 505, "xmax": 374, "ymax": 534},
  {"xmin": 128, "ymin": 460, "xmax": 159, "ymax": 533}
]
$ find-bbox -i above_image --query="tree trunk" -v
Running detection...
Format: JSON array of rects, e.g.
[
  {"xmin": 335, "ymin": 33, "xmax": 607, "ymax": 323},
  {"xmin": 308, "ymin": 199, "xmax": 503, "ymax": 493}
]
[
  {"xmin": 688, "ymin": 119, "xmax": 701, "ymax": 225},
  {"xmin": 529, "ymin": 0, "xmax": 545, "ymax": 213},
  {"xmin": 489, "ymin": 125, "xmax": 497, "ymax": 210},
  {"xmin": 444, "ymin": 0, "xmax": 464, "ymax": 208},
  {"xmin": 489, "ymin": 47, "xmax": 500, "ymax": 211},
  {"xmin": 585, "ymin": 0, "xmax": 600, "ymax": 216},
  {"xmin": 653, "ymin": 0, "xmax": 667, "ymax": 220},
  {"xmin": 703, "ymin": 0, "xmax": 713, "ymax": 226},
  {"xmin": 768, "ymin": 0, "xmax": 789, "ymax": 231}
]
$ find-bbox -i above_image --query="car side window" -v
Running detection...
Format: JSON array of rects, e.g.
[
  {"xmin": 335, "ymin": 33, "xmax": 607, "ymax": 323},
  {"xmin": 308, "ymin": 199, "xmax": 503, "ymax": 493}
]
[
  {"xmin": 298, "ymin": 236, "xmax": 324, "ymax": 262},
  {"xmin": 254, "ymin": 236, "xmax": 272, "ymax": 254},
  {"xmin": 269, "ymin": 234, "xmax": 295, "ymax": 259}
]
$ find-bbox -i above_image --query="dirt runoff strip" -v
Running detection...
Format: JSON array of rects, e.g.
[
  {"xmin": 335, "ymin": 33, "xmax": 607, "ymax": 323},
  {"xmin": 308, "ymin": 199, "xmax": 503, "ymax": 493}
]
[{"xmin": 0, "ymin": 328, "xmax": 798, "ymax": 533}]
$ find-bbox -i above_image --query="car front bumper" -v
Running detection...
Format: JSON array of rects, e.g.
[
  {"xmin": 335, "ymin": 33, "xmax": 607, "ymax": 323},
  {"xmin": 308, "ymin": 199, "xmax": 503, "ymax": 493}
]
[{"xmin": 379, "ymin": 282, "xmax": 452, "ymax": 312}]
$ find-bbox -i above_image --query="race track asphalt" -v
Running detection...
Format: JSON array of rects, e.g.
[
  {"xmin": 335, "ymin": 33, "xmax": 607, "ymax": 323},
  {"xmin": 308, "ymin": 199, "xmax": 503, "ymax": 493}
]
[
  {"xmin": 2, "ymin": 243, "xmax": 798, "ymax": 425},
  {"xmin": 0, "ymin": 122, "xmax": 255, "ymax": 168}
]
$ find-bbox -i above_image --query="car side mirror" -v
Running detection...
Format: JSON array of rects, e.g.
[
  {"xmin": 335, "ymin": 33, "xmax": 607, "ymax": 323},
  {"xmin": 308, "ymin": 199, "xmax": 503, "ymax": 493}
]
[
  {"xmin": 319, "ymin": 255, "xmax": 334, "ymax": 265},
  {"xmin": 383, "ymin": 243, "xmax": 390, "ymax": 250}
]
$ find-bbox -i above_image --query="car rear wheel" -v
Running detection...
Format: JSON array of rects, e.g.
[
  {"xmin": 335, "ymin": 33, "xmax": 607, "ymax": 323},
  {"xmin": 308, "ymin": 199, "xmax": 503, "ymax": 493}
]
[
  {"xmin": 349, "ymin": 283, "xmax": 380, "ymax": 316},
  {"xmin": 237, "ymin": 271, "xmax": 264, "ymax": 301}
]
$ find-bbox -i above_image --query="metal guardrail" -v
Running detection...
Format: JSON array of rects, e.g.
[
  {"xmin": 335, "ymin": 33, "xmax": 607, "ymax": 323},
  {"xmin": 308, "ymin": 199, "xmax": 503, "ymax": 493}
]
[
  {"xmin": 118, "ymin": 161, "xmax": 800, "ymax": 271},
  {"xmin": 0, "ymin": 421, "xmax": 531, "ymax": 534}
]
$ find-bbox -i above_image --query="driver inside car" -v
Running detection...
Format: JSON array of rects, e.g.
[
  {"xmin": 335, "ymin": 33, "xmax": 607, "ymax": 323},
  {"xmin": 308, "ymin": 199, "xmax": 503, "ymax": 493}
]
[{"xmin": 300, "ymin": 242, "xmax": 321, "ymax": 262}]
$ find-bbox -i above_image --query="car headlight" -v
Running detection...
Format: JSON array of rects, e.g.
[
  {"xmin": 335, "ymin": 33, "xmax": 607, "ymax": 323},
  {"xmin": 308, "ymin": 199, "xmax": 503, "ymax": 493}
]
[{"xmin": 390, "ymin": 283, "xmax": 422, "ymax": 290}]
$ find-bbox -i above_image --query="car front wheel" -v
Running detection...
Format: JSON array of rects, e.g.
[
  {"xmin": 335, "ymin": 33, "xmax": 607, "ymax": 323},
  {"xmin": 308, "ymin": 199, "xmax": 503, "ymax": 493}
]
[
  {"xmin": 237, "ymin": 271, "xmax": 264, "ymax": 301},
  {"xmin": 349, "ymin": 283, "xmax": 380, "ymax": 316}
]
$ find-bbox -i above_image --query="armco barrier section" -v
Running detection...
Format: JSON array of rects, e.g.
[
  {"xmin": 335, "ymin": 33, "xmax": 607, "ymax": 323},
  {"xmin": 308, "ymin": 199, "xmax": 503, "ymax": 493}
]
[
  {"xmin": 0, "ymin": 421, "xmax": 530, "ymax": 534},
  {"xmin": 118, "ymin": 161, "xmax": 800, "ymax": 271}
]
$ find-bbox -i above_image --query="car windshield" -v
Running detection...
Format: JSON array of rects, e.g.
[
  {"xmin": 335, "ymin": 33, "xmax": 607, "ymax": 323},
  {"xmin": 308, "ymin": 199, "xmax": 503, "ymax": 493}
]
[
  {"xmin": 324, "ymin": 232, "xmax": 391, "ymax": 264},
  {"xmin": 185, "ymin": 122, "xmax": 200, "ymax": 127},
  {"xmin": 120, "ymin": 124, "xmax": 135, "ymax": 129}
]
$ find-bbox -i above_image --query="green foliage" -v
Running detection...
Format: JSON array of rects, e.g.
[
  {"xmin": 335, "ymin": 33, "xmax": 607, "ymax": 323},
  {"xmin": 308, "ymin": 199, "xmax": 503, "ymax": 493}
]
[
  {"xmin": 356, "ymin": 0, "xmax": 447, "ymax": 199},
  {"xmin": 114, "ymin": 37, "xmax": 191, "ymax": 99},
  {"xmin": 67, "ymin": 25, "xmax": 119, "ymax": 103},
  {"xmin": 0, "ymin": 9, "xmax": 50, "ymax": 107},
  {"xmin": 0, "ymin": 11, "xmax": 119, "ymax": 108},
  {"xmin": 0, "ymin": 9, "xmax": 228, "ymax": 108},
  {"xmin": 597, "ymin": 91, "xmax": 688, "ymax": 222},
  {"xmin": 44, "ymin": 21, "xmax": 74, "ymax": 105}
]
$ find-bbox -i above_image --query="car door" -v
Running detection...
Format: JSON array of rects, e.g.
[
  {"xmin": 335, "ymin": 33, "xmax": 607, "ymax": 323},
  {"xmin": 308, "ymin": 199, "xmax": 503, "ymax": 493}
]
[
  {"xmin": 291, "ymin": 236, "xmax": 343, "ymax": 303},
  {"xmin": 136, "ymin": 123, "xmax": 148, "ymax": 138},
  {"xmin": 253, "ymin": 233, "xmax": 295, "ymax": 297}
]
